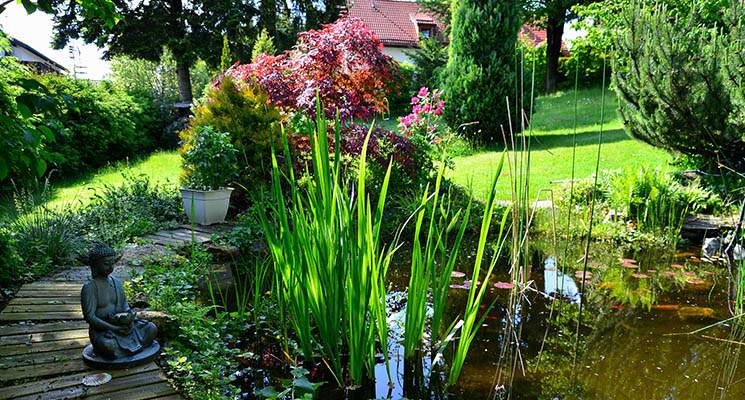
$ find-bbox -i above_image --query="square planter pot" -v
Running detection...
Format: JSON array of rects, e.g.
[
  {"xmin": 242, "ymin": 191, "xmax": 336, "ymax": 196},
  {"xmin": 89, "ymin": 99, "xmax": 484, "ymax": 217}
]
[{"xmin": 180, "ymin": 187, "xmax": 233, "ymax": 225}]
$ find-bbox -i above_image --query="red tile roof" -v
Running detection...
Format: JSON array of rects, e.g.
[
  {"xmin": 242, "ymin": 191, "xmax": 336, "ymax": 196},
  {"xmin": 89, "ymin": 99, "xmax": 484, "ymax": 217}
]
[
  {"xmin": 519, "ymin": 25, "xmax": 548, "ymax": 47},
  {"xmin": 346, "ymin": 0, "xmax": 444, "ymax": 48}
]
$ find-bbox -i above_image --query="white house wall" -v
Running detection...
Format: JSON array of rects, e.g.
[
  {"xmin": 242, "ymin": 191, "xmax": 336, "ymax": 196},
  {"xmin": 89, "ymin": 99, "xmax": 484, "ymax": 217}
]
[{"xmin": 383, "ymin": 46, "xmax": 414, "ymax": 65}]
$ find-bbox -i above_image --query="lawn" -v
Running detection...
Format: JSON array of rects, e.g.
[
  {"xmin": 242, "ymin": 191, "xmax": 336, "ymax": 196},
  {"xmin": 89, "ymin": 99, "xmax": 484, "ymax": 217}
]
[
  {"xmin": 5, "ymin": 151, "xmax": 181, "ymax": 215},
  {"xmin": 448, "ymin": 87, "xmax": 673, "ymax": 200}
]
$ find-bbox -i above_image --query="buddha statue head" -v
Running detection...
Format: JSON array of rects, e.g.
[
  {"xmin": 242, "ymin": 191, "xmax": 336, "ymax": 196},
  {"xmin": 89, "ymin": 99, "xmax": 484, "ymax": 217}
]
[{"xmin": 87, "ymin": 242, "xmax": 118, "ymax": 279}]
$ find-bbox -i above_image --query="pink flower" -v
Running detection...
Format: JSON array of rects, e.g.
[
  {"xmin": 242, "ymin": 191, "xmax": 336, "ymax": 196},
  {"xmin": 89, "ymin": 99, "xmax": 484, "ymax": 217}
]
[
  {"xmin": 423, "ymin": 105, "xmax": 431, "ymax": 113},
  {"xmin": 433, "ymin": 91, "xmax": 441, "ymax": 99},
  {"xmin": 413, "ymin": 105, "xmax": 421, "ymax": 114},
  {"xmin": 418, "ymin": 87, "xmax": 429, "ymax": 97},
  {"xmin": 411, "ymin": 97, "xmax": 419, "ymax": 104},
  {"xmin": 438, "ymin": 100, "xmax": 445, "ymax": 108},
  {"xmin": 434, "ymin": 107, "xmax": 442, "ymax": 116}
]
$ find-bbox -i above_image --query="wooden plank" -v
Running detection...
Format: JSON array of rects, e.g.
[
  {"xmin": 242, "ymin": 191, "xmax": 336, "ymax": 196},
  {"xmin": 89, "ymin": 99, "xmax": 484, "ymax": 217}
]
[
  {"xmin": 8, "ymin": 298, "xmax": 79, "ymax": 306},
  {"xmin": 0, "ymin": 321, "xmax": 88, "ymax": 336},
  {"xmin": 0, "ymin": 363, "xmax": 158, "ymax": 399},
  {"xmin": 0, "ymin": 328, "xmax": 88, "ymax": 346},
  {"xmin": 20, "ymin": 283, "xmax": 81, "ymax": 290},
  {"xmin": 0, "ymin": 347, "xmax": 82, "ymax": 369},
  {"xmin": 4, "ymin": 304, "xmax": 81, "ymax": 313},
  {"xmin": 14, "ymin": 370, "xmax": 168, "ymax": 400},
  {"xmin": 84, "ymin": 382, "xmax": 176, "ymax": 400},
  {"xmin": 14, "ymin": 291, "xmax": 79, "ymax": 298},
  {"xmin": 0, "ymin": 359, "xmax": 88, "ymax": 383},
  {"xmin": 0, "ymin": 311, "xmax": 83, "ymax": 321},
  {"xmin": 0, "ymin": 337, "xmax": 88, "ymax": 357}
]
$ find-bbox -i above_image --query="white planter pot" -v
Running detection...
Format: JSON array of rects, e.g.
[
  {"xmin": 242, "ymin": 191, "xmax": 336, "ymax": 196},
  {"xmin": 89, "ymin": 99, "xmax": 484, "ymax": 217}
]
[{"xmin": 180, "ymin": 187, "xmax": 233, "ymax": 225}]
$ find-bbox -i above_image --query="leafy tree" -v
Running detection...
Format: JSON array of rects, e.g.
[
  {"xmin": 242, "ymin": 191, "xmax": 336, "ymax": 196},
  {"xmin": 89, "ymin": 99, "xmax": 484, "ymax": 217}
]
[
  {"xmin": 442, "ymin": 0, "xmax": 522, "ymax": 143},
  {"xmin": 47, "ymin": 1, "xmax": 267, "ymax": 103},
  {"xmin": 525, "ymin": 0, "xmax": 595, "ymax": 91},
  {"xmin": 252, "ymin": 29, "xmax": 276, "ymax": 61},
  {"xmin": 110, "ymin": 49, "xmax": 211, "ymax": 104},
  {"xmin": 407, "ymin": 37, "xmax": 448, "ymax": 90},
  {"xmin": 613, "ymin": 2, "xmax": 744, "ymax": 171}
]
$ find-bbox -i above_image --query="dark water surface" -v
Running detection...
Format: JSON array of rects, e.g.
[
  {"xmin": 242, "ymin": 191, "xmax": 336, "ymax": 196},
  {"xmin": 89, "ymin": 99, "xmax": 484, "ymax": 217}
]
[{"xmin": 344, "ymin": 238, "xmax": 745, "ymax": 400}]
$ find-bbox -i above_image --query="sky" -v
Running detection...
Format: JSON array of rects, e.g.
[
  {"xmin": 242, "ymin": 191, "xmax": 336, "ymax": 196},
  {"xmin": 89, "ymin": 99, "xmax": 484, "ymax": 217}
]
[{"xmin": 0, "ymin": 2, "xmax": 111, "ymax": 80}]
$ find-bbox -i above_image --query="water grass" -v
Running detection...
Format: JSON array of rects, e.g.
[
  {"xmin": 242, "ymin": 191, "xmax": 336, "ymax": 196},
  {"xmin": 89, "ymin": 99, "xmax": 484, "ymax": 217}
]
[
  {"xmin": 259, "ymin": 99, "xmax": 394, "ymax": 385},
  {"xmin": 403, "ymin": 162, "xmax": 472, "ymax": 358},
  {"xmin": 449, "ymin": 153, "xmax": 510, "ymax": 385}
]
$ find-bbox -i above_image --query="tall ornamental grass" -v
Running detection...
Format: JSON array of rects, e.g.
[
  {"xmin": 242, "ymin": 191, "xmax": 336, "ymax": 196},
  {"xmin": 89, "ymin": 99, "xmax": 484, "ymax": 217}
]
[{"xmin": 259, "ymin": 99, "xmax": 394, "ymax": 386}]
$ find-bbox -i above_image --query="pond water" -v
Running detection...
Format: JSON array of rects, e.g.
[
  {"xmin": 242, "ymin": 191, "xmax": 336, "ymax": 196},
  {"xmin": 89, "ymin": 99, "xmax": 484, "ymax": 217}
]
[{"xmin": 316, "ymin": 237, "xmax": 745, "ymax": 400}]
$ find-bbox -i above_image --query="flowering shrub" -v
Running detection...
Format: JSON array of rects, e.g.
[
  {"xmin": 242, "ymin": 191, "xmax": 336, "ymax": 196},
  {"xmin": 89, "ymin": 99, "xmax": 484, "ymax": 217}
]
[
  {"xmin": 224, "ymin": 17, "xmax": 396, "ymax": 121},
  {"xmin": 399, "ymin": 86, "xmax": 447, "ymax": 143},
  {"xmin": 288, "ymin": 123, "xmax": 428, "ymax": 190}
]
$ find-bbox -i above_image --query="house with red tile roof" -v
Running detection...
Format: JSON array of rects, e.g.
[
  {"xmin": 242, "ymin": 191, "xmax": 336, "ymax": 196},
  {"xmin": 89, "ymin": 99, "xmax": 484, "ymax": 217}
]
[
  {"xmin": 345, "ymin": 0, "xmax": 554, "ymax": 64},
  {"xmin": 345, "ymin": 0, "xmax": 445, "ymax": 64}
]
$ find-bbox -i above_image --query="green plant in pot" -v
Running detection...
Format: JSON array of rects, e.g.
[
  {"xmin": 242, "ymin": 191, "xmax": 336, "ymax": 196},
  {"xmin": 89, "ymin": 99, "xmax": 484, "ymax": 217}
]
[{"xmin": 180, "ymin": 125, "xmax": 238, "ymax": 225}]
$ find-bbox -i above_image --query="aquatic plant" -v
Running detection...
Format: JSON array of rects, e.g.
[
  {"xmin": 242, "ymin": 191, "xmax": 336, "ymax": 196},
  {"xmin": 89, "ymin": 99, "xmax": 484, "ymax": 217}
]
[
  {"xmin": 449, "ymin": 154, "xmax": 510, "ymax": 385},
  {"xmin": 259, "ymin": 98, "xmax": 394, "ymax": 385},
  {"xmin": 403, "ymin": 162, "xmax": 471, "ymax": 357}
]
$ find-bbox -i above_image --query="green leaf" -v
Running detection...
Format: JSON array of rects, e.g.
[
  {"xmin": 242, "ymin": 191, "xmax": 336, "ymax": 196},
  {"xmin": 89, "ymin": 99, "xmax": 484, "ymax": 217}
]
[
  {"xmin": 254, "ymin": 386, "xmax": 278, "ymax": 399},
  {"xmin": 17, "ymin": 103, "xmax": 32, "ymax": 119},
  {"xmin": 20, "ymin": 0, "xmax": 37, "ymax": 14},
  {"xmin": 35, "ymin": 158, "xmax": 47, "ymax": 177},
  {"xmin": 0, "ymin": 158, "xmax": 8, "ymax": 181},
  {"xmin": 292, "ymin": 376, "xmax": 322, "ymax": 394}
]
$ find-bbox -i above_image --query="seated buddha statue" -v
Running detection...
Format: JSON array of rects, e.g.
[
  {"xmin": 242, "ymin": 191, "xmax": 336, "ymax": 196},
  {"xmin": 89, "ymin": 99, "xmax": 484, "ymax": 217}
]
[{"xmin": 81, "ymin": 243, "xmax": 157, "ymax": 360}]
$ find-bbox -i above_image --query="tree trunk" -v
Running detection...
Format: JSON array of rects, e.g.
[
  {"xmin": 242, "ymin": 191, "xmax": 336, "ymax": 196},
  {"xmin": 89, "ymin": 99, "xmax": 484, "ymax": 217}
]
[
  {"xmin": 175, "ymin": 59, "xmax": 193, "ymax": 103},
  {"xmin": 545, "ymin": 16, "xmax": 565, "ymax": 92}
]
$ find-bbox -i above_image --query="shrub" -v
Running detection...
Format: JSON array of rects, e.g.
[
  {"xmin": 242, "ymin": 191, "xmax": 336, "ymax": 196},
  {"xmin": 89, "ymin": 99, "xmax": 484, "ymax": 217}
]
[
  {"xmin": 9, "ymin": 208, "xmax": 84, "ymax": 280},
  {"xmin": 385, "ymin": 62, "xmax": 415, "ymax": 117},
  {"xmin": 407, "ymin": 37, "xmax": 448, "ymax": 92},
  {"xmin": 180, "ymin": 126, "xmax": 238, "ymax": 190},
  {"xmin": 0, "ymin": 34, "xmax": 57, "ymax": 187},
  {"xmin": 517, "ymin": 41, "xmax": 547, "ymax": 94},
  {"xmin": 185, "ymin": 76, "xmax": 282, "ymax": 182},
  {"xmin": 225, "ymin": 17, "xmax": 397, "ymax": 121},
  {"xmin": 0, "ymin": 229, "xmax": 23, "ymax": 293},
  {"xmin": 38, "ymin": 75, "xmax": 153, "ymax": 173},
  {"xmin": 73, "ymin": 175, "xmax": 182, "ymax": 245},
  {"xmin": 604, "ymin": 167, "xmax": 722, "ymax": 232},
  {"xmin": 442, "ymin": 0, "xmax": 521, "ymax": 143},
  {"xmin": 560, "ymin": 34, "xmax": 607, "ymax": 86},
  {"xmin": 613, "ymin": 3, "xmax": 744, "ymax": 171}
]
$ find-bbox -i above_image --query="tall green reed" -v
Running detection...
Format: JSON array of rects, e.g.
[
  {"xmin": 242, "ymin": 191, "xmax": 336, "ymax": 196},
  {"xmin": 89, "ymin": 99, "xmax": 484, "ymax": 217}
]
[
  {"xmin": 259, "ymin": 98, "xmax": 393, "ymax": 386},
  {"xmin": 449, "ymin": 153, "xmax": 511, "ymax": 385},
  {"xmin": 403, "ymin": 162, "xmax": 472, "ymax": 358}
]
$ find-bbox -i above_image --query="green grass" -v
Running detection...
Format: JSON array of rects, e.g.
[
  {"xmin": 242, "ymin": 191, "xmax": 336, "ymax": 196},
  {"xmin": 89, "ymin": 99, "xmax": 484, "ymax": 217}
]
[
  {"xmin": 5, "ymin": 151, "xmax": 181, "ymax": 214},
  {"xmin": 448, "ymin": 87, "xmax": 673, "ymax": 200}
]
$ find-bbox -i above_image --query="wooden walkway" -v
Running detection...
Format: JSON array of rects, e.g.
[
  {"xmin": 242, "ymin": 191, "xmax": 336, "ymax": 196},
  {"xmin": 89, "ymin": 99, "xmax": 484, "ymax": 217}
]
[{"xmin": 0, "ymin": 225, "xmax": 229, "ymax": 399}]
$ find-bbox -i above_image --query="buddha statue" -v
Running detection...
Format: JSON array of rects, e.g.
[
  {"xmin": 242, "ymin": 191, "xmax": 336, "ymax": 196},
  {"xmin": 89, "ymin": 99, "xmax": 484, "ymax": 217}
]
[{"xmin": 81, "ymin": 243, "xmax": 159, "ymax": 367}]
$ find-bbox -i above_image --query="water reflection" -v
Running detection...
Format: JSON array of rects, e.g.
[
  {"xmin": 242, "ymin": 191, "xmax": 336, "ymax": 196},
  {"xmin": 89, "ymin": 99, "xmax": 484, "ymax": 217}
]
[{"xmin": 543, "ymin": 257, "xmax": 580, "ymax": 304}]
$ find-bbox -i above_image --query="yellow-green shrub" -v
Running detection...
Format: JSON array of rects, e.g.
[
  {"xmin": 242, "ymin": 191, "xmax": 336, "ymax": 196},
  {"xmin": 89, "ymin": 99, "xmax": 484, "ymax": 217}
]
[{"xmin": 180, "ymin": 76, "xmax": 282, "ymax": 183}]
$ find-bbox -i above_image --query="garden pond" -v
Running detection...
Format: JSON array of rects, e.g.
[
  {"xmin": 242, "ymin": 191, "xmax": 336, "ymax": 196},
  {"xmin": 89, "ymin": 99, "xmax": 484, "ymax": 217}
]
[{"xmin": 226, "ymin": 236, "xmax": 745, "ymax": 400}]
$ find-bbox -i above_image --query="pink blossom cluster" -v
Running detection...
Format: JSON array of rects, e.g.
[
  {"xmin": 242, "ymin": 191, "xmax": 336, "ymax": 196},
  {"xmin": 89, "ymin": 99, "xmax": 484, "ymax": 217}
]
[
  {"xmin": 399, "ymin": 87, "xmax": 446, "ymax": 143},
  {"xmin": 218, "ymin": 17, "xmax": 396, "ymax": 121}
]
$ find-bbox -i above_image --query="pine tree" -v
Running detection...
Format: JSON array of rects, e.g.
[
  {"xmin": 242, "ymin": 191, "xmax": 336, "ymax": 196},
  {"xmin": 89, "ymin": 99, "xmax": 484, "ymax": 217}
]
[
  {"xmin": 220, "ymin": 35, "xmax": 232, "ymax": 72},
  {"xmin": 252, "ymin": 29, "xmax": 277, "ymax": 61},
  {"xmin": 442, "ymin": 0, "xmax": 522, "ymax": 143},
  {"xmin": 613, "ymin": 3, "xmax": 744, "ymax": 171}
]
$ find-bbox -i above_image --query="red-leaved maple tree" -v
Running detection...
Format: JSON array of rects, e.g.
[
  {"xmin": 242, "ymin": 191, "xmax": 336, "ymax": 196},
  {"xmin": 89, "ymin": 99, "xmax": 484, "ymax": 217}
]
[{"xmin": 224, "ymin": 17, "xmax": 396, "ymax": 121}]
